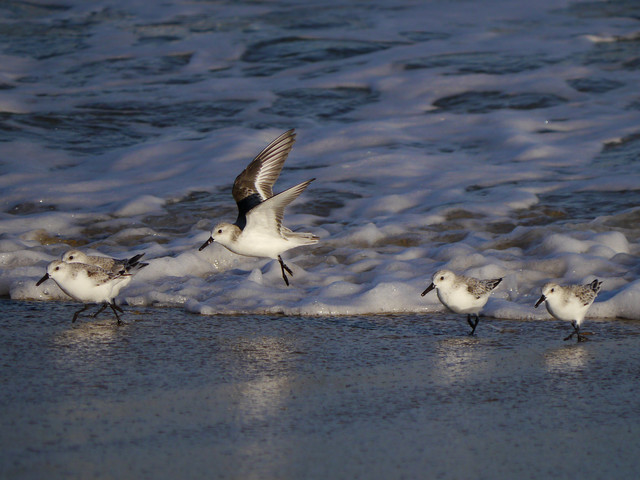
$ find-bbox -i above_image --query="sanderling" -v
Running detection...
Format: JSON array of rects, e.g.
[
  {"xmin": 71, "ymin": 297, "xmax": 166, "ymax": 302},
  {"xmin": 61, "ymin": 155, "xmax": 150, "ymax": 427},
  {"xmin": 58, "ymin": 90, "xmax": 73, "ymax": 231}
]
[
  {"xmin": 198, "ymin": 129, "xmax": 318, "ymax": 286},
  {"xmin": 535, "ymin": 279, "xmax": 602, "ymax": 342},
  {"xmin": 36, "ymin": 260, "xmax": 133, "ymax": 325},
  {"xmin": 62, "ymin": 250, "xmax": 147, "ymax": 315},
  {"xmin": 62, "ymin": 249, "xmax": 147, "ymax": 274},
  {"xmin": 421, "ymin": 269, "xmax": 502, "ymax": 335}
]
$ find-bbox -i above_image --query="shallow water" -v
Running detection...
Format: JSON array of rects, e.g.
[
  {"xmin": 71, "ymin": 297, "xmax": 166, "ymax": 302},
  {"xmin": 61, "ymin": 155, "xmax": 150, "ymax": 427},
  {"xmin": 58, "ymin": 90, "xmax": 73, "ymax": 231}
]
[{"xmin": 2, "ymin": 300, "xmax": 640, "ymax": 479}]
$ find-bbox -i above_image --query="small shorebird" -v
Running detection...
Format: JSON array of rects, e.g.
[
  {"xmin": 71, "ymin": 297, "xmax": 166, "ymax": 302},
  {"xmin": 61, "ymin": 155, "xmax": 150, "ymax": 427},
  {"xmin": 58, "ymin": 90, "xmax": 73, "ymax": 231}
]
[
  {"xmin": 62, "ymin": 249, "xmax": 147, "ymax": 274},
  {"xmin": 535, "ymin": 279, "xmax": 602, "ymax": 342},
  {"xmin": 198, "ymin": 129, "xmax": 318, "ymax": 286},
  {"xmin": 421, "ymin": 269, "xmax": 502, "ymax": 335},
  {"xmin": 62, "ymin": 249, "xmax": 148, "ymax": 319},
  {"xmin": 36, "ymin": 260, "xmax": 136, "ymax": 325}
]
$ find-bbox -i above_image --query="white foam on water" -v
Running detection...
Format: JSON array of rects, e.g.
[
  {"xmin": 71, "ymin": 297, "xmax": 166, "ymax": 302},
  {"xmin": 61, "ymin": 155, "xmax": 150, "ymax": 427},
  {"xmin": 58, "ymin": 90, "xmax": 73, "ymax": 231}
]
[{"xmin": 1, "ymin": 0, "xmax": 639, "ymax": 320}]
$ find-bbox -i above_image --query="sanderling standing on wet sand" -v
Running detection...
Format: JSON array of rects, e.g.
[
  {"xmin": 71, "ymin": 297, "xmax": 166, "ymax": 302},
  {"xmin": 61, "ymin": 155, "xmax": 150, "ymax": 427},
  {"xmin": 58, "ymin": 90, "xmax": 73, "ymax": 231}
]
[
  {"xmin": 36, "ymin": 260, "xmax": 137, "ymax": 325},
  {"xmin": 421, "ymin": 269, "xmax": 502, "ymax": 335},
  {"xmin": 198, "ymin": 129, "xmax": 319, "ymax": 286},
  {"xmin": 62, "ymin": 249, "xmax": 148, "ymax": 318},
  {"xmin": 535, "ymin": 279, "xmax": 602, "ymax": 342}
]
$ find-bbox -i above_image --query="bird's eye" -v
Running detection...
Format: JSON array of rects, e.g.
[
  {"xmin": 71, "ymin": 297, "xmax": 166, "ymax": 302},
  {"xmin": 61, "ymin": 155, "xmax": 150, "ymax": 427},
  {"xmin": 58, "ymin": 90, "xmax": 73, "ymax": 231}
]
[
  {"xmin": 218, "ymin": 229, "xmax": 223, "ymax": 234},
  {"xmin": 550, "ymin": 288, "xmax": 554, "ymax": 293},
  {"xmin": 440, "ymin": 276, "xmax": 445, "ymax": 281},
  {"xmin": 68, "ymin": 255, "xmax": 74, "ymax": 260},
  {"xmin": 54, "ymin": 266, "xmax": 59, "ymax": 271}
]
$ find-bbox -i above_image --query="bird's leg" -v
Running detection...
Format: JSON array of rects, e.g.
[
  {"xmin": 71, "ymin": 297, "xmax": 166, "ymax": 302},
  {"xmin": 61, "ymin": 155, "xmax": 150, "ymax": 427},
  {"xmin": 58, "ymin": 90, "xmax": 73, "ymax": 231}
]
[
  {"xmin": 92, "ymin": 303, "xmax": 108, "ymax": 318},
  {"xmin": 109, "ymin": 301, "xmax": 124, "ymax": 326},
  {"xmin": 563, "ymin": 320, "xmax": 581, "ymax": 342},
  {"xmin": 278, "ymin": 255, "xmax": 292, "ymax": 286},
  {"xmin": 72, "ymin": 304, "xmax": 91, "ymax": 323},
  {"xmin": 468, "ymin": 314, "xmax": 480, "ymax": 336},
  {"xmin": 575, "ymin": 323, "xmax": 587, "ymax": 343}
]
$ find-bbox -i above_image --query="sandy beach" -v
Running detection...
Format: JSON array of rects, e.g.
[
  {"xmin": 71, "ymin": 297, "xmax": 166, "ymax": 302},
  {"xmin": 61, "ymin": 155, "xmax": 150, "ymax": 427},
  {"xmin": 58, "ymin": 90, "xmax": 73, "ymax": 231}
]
[{"xmin": 2, "ymin": 299, "xmax": 639, "ymax": 479}]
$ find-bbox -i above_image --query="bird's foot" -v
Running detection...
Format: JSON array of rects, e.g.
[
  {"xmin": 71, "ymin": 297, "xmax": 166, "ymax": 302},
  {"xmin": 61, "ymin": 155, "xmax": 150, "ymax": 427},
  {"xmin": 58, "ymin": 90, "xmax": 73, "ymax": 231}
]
[
  {"xmin": 467, "ymin": 315, "xmax": 479, "ymax": 336},
  {"xmin": 278, "ymin": 256, "xmax": 293, "ymax": 286},
  {"xmin": 109, "ymin": 302, "xmax": 124, "ymax": 326},
  {"xmin": 71, "ymin": 304, "xmax": 91, "ymax": 323},
  {"xmin": 92, "ymin": 304, "xmax": 108, "ymax": 318}
]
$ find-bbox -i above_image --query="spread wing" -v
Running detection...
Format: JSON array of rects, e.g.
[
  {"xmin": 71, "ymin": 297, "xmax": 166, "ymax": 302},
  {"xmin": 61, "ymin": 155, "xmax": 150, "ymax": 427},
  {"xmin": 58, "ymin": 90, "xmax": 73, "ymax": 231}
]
[
  {"xmin": 232, "ymin": 129, "xmax": 296, "ymax": 206},
  {"xmin": 245, "ymin": 179, "xmax": 314, "ymax": 237}
]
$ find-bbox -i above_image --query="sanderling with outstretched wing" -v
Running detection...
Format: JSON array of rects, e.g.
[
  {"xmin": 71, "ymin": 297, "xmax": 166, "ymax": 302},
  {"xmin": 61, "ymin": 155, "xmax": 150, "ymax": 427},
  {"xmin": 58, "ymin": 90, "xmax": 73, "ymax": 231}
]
[
  {"xmin": 535, "ymin": 279, "xmax": 602, "ymax": 342},
  {"xmin": 198, "ymin": 129, "xmax": 318, "ymax": 286},
  {"xmin": 36, "ymin": 260, "xmax": 133, "ymax": 325},
  {"xmin": 62, "ymin": 249, "xmax": 147, "ymax": 274},
  {"xmin": 421, "ymin": 269, "xmax": 502, "ymax": 335}
]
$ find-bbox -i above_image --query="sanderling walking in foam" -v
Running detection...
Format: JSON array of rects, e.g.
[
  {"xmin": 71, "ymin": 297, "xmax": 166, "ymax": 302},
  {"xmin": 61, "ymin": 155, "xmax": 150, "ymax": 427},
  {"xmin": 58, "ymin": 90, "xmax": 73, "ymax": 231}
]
[
  {"xmin": 421, "ymin": 269, "xmax": 502, "ymax": 335},
  {"xmin": 535, "ymin": 279, "xmax": 602, "ymax": 342},
  {"xmin": 198, "ymin": 129, "xmax": 318, "ymax": 286},
  {"xmin": 61, "ymin": 249, "xmax": 148, "ymax": 319},
  {"xmin": 36, "ymin": 260, "xmax": 137, "ymax": 325}
]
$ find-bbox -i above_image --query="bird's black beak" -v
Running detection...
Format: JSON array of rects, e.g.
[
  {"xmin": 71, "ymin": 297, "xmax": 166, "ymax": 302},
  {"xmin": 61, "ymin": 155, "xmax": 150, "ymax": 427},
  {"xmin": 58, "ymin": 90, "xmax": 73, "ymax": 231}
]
[
  {"xmin": 198, "ymin": 237, "xmax": 214, "ymax": 252},
  {"xmin": 421, "ymin": 283, "xmax": 435, "ymax": 297},
  {"xmin": 36, "ymin": 273, "xmax": 50, "ymax": 286},
  {"xmin": 534, "ymin": 295, "xmax": 546, "ymax": 308}
]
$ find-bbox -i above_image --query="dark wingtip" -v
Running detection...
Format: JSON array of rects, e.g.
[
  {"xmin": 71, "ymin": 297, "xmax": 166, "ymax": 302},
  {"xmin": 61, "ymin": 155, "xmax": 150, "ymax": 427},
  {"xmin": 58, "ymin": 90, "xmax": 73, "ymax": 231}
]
[
  {"xmin": 36, "ymin": 273, "xmax": 50, "ymax": 286},
  {"xmin": 127, "ymin": 253, "xmax": 145, "ymax": 264},
  {"xmin": 421, "ymin": 283, "xmax": 436, "ymax": 297},
  {"xmin": 198, "ymin": 237, "xmax": 214, "ymax": 251}
]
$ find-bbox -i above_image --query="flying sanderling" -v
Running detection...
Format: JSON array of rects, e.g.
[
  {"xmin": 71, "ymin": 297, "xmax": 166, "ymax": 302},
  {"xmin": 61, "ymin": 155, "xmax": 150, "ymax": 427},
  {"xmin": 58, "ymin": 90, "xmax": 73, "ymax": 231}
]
[
  {"xmin": 36, "ymin": 260, "xmax": 134, "ymax": 325},
  {"xmin": 421, "ymin": 269, "xmax": 502, "ymax": 335},
  {"xmin": 534, "ymin": 279, "xmax": 602, "ymax": 342},
  {"xmin": 198, "ymin": 129, "xmax": 318, "ymax": 286}
]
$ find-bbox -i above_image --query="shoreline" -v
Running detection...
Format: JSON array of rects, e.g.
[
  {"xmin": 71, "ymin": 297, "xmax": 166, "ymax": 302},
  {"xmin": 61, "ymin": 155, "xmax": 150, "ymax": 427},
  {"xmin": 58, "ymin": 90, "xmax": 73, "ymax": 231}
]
[{"xmin": 2, "ymin": 299, "xmax": 639, "ymax": 479}]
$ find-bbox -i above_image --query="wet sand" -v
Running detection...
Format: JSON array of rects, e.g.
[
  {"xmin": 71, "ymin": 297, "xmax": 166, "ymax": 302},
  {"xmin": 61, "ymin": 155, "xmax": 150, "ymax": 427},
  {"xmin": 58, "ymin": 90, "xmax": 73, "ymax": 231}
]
[{"xmin": 1, "ymin": 299, "xmax": 639, "ymax": 479}]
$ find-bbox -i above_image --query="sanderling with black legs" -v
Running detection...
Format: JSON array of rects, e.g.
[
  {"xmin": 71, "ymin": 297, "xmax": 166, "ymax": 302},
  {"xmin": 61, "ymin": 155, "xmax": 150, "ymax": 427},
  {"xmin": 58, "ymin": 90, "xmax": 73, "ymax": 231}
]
[
  {"xmin": 535, "ymin": 279, "xmax": 602, "ymax": 342},
  {"xmin": 421, "ymin": 269, "xmax": 502, "ymax": 335},
  {"xmin": 62, "ymin": 250, "xmax": 148, "ymax": 312},
  {"xmin": 36, "ymin": 260, "xmax": 134, "ymax": 325},
  {"xmin": 198, "ymin": 129, "xmax": 318, "ymax": 286}
]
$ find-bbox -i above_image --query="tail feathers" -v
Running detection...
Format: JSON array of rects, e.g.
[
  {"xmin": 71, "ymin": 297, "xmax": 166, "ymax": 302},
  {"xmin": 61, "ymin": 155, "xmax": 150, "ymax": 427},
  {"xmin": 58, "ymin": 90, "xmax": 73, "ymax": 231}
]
[
  {"xmin": 125, "ymin": 253, "xmax": 146, "ymax": 268},
  {"xmin": 588, "ymin": 279, "xmax": 603, "ymax": 293},
  {"xmin": 128, "ymin": 261, "xmax": 149, "ymax": 272},
  {"xmin": 115, "ymin": 253, "xmax": 148, "ymax": 275},
  {"xmin": 293, "ymin": 232, "xmax": 319, "ymax": 245},
  {"xmin": 282, "ymin": 227, "xmax": 319, "ymax": 245}
]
